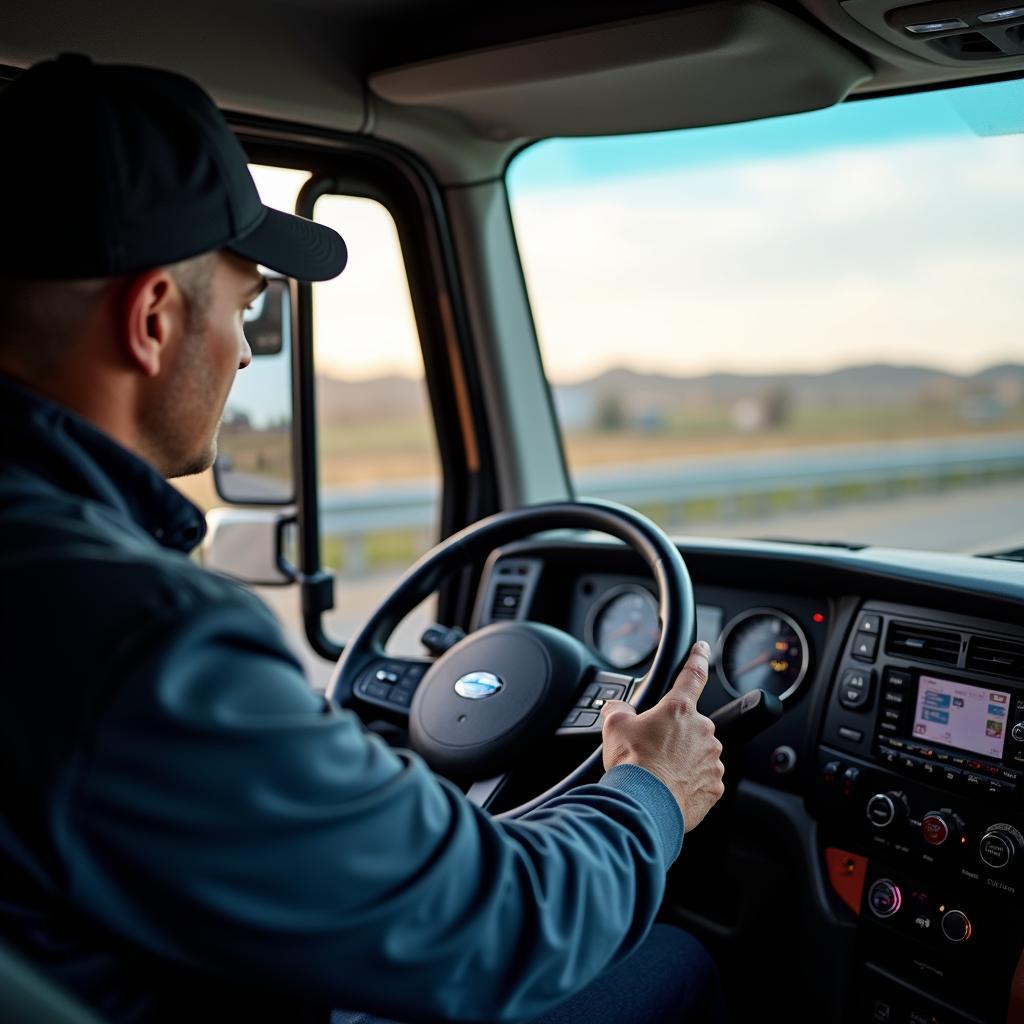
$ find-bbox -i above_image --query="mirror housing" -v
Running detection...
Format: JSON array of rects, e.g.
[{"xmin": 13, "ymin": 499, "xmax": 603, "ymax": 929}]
[{"xmin": 201, "ymin": 507, "xmax": 297, "ymax": 586}]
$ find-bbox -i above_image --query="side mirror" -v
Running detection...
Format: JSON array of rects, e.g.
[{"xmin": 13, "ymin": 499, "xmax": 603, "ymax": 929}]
[{"xmin": 213, "ymin": 276, "xmax": 295, "ymax": 504}]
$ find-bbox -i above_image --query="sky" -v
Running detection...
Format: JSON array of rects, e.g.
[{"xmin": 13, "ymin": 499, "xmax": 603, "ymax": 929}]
[{"xmin": 247, "ymin": 76, "xmax": 1024, "ymax": 387}]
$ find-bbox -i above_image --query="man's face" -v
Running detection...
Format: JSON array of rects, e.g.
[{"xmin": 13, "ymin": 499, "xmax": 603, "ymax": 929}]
[{"xmin": 143, "ymin": 251, "xmax": 260, "ymax": 478}]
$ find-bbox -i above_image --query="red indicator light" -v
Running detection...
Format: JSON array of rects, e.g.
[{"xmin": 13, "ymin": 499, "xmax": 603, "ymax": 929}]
[{"xmin": 813, "ymin": 613, "xmax": 825, "ymax": 624}]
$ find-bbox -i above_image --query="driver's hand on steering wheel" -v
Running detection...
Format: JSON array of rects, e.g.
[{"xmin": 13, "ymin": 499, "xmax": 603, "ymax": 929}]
[{"xmin": 600, "ymin": 641, "xmax": 725, "ymax": 832}]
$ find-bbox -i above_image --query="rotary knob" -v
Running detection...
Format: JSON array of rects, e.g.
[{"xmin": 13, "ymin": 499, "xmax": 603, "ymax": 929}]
[
  {"xmin": 979, "ymin": 824, "xmax": 1023, "ymax": 870},
  {"xmin": 866, "ymin": 791, "xmax": 907, "ymax": 829},
  {"xmin": 867, "ymin": 878, "xmax": 902, "ymax": 919},
  {"xmin": 921, "ymin": 810, "xmax": 958, "ymax": 847},
  {"xmin": 940, "ymin": 909, "xmax": 973, "ymax": 943}
]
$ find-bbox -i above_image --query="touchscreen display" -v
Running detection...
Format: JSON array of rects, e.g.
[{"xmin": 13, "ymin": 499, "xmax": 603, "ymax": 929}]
[{"xmin": 912, "ymin": 675, "xmax": 1009, "ymax": 759}]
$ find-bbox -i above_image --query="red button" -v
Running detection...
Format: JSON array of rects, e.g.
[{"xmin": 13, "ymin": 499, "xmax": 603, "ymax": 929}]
[{"xmin": 922, "ymin": 813, "xmax": 950, "ymax": 846}]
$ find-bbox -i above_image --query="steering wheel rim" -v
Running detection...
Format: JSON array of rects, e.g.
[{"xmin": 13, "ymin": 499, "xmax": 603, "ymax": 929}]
[{"xmin": 326, "ymin": 498, "xmax": 695, "ymax": 818}]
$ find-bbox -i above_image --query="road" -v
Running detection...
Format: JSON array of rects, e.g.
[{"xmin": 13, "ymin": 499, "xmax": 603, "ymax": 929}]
[
  {"xmin": 691, "ymin": 479, "xmax": 1024, "ymax": 554},
  {"xmin": 256, "ymin": 480, "xmax": 1024, "ymax": 689}
]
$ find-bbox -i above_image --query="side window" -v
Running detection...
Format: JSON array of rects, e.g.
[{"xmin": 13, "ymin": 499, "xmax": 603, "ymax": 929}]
[
  {"xmin": 180, "ymin": 167, "xmax": 442, "ymax": 688},
  {"xmin": 311, "ymin": 194, "xmax": 442, "ymax": 658}
]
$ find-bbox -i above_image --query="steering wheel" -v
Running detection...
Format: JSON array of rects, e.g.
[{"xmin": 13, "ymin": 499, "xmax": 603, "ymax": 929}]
[{"xmin": 326, "ymin": 499, "xmax": 695, "ymax": 818}]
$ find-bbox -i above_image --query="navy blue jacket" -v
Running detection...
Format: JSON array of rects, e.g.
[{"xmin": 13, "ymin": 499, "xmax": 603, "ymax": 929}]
[{"xmin": 0, "ymin": 374, "xmax": 683, "ymax": 1024}]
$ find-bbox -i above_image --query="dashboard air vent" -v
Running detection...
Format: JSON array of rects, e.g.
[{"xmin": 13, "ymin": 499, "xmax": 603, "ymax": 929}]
[
  {"xmin": 885, "ymin": 621, "xmax": 961, "ymax": 666},
  {"xmin": 966, "ymin": 635, "xmax": 1024, "ymax": 680},
  {"xmin": 491, "ymin": 583, "xmax": 524, "ymax": 621}
]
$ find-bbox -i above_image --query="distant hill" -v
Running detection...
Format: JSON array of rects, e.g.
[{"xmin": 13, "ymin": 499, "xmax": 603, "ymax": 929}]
[
  {"xmin": 313, "ymin": 362, "xmax": 1024, "ymax": 425},
  {"xmin": 566, "ymin": 363, "xmax": 1024, "ymax": 404},
  {"xmin": 552, "ymin": 362, "xmax": 1024, "ymax": 418},
  {"xmin": 316, "ymin": 373, "xmax": 430, "ymax": 422}
]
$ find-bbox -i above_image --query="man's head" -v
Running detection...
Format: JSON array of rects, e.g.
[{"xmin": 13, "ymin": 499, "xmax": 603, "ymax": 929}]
[
  {"xmin": 0, "ymin": 54, "xmax": 346, "ymax": 478},
  {"xmin": 0, "ymin": 250, "xmax": 264, "ymax": 477}
]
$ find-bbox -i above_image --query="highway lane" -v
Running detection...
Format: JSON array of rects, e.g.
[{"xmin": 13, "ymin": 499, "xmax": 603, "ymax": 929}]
[{"xmin": 689, "ymin": 479, "xmax": 1024, "ymax": 554}]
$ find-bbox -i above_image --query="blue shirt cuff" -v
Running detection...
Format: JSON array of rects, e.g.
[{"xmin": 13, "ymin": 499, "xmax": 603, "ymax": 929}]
[{"xmin": 598, "ymin": 763, "xmax": 684, "ymax": 868}]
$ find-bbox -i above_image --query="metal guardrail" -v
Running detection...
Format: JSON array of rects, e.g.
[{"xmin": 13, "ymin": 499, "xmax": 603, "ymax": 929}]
[{"xmin": 320, "ymin": 433, "xmax": 1024, "ymax": 572}]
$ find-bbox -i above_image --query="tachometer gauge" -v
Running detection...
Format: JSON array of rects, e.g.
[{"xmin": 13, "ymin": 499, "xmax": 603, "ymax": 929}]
[
  {"xmin": 717, "ymin": 609, "xmax": 808, "ymax": 702},
  {"xmin": 587, "ymin": 585, "xmax": 661, "ymax": 670}
]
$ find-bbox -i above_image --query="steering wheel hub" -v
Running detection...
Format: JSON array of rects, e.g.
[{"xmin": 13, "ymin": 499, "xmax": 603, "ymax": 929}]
[{"xmin": 409, "ymin": 621, "xmax": 587, "ymax": 776}]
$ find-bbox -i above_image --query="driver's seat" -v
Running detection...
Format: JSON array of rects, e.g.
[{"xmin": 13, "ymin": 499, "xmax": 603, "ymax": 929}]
[{"xmin": 0, "ymin": 939, "xmax": 106, "ymax": 1024}]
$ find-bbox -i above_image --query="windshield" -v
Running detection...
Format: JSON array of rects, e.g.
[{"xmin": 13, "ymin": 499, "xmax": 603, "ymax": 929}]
[{"xmin": 507, "ymin": 79, "xmax": 1024, "ymax": 555}]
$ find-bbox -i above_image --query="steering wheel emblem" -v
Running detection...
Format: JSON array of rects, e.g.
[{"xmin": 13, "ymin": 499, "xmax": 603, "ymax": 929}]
[{"xmin": 454, "ymin": 671, "xmax": 504, "ymax": 700}]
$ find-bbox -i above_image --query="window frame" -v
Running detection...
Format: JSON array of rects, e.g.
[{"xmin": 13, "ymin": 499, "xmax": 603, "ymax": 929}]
[{"xmin": 236, "ymin": 121, "xmax": 499, "ymax": 660}]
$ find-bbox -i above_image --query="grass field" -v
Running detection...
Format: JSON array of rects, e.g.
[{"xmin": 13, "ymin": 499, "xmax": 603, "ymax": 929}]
[{"xmin": 174, "ymin": 397, "xmax": 1024, "ymax": 576}]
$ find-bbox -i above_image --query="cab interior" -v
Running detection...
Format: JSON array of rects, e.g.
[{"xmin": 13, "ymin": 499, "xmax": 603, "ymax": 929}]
[{"xmin": 3, "ymin": 2, "xmax": 1024, "ymax": 1022}]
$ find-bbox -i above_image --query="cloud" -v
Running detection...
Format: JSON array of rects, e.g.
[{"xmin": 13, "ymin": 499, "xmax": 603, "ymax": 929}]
[{"xmin": 510, "ymin": 134, "xmax": 1024, "ymax": 381}]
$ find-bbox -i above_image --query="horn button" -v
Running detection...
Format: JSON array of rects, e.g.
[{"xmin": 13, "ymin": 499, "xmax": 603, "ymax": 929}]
[{"xmin": 409, "ymin": 622, "xmax": 588, "ymax": 777}]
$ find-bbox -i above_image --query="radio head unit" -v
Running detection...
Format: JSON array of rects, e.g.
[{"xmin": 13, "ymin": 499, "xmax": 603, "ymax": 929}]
[
  {"xmin": 874, "ymin": 665, "xmax": 1024, "ymax": 796},
  {"xmin": 910, "ymin": 674, "xmax": 1009, "ymax": 761}
]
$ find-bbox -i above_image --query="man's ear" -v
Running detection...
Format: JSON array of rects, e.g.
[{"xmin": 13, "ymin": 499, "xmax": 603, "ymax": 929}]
[{"xmin": 120, "ymin": 268, "xmax": 184, "ymax": 378}]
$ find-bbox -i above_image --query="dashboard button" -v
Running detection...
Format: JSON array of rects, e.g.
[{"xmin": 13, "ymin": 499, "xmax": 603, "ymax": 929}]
[
  {"xmin": 852, "ymin": 632, "xmax": 879, "ymax": 661},
  {"xmin": 575, "ymin": 711, "xmax": 599, "ymax": 728},
  {"xmin": 939, "ymin": 765, "xmax": 962, "ymax": 786},
  {"xmin": 839, "ymin": 669, "xmax": 875, "ymax": 710},
  {"xmin": 940, "ymin": 910, "xmax": 972, "ymax": 943},
  {"xmin": 921, "ymin": 812, "xmax": 953, "ymax": 846},
  {"xmin": 882, "ymin": 691, "xmax": 906, "ymax": 707},
  {"xmin": 838, "ymin": 726, "xmax": 863, "ymax": 743},
  {"xmin": 866, "ymin": 793, "xmax": 897, "ymax": 827},
  {"xmin": 868, "ymin": 879, "xmax": 902, "ymax": 918},
  {"xmin": 1012, "ymin": 722, "xmax": 1024, "ymax": 744},
  {"xmin": 883, "ymin": 669, "xmax": 912, "ymax": 691},
  {"xmin": 979, "ymin": 830, "xmax": 1015, "ymax": 870},
  {"xmin": 857, "ymin": 613, "xmax": 882, "ymax": 635}
]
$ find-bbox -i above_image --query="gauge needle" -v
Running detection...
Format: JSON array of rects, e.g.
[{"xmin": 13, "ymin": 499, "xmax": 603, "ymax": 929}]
[
  {"xmin": 609, "ymin": 621, "xmax": 639, "ymax": 638},
  {"xmin": 733, "ymin": 651, "xmax": 773, "ymax": 677}
]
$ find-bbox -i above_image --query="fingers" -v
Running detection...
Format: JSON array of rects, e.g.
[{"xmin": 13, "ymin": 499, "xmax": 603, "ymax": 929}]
[
  {"xmin": 600, "ymin": 699, "xmax": 637, "ymax": 726},
  {"xmin": 665, "ymin": 640, "xmax": 711, "ymax": 706}
]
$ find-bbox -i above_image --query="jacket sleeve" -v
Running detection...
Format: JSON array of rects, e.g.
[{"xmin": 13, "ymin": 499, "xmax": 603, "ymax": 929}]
[{"xmin": 63, "ymin": 598, "xmax": 683, "ymax": 1023}]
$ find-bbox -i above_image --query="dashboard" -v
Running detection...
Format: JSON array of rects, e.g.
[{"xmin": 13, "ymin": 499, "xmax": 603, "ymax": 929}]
[{"xmin": 469, "ymin": 534, "xmax": 1024, "ymax": 1024}]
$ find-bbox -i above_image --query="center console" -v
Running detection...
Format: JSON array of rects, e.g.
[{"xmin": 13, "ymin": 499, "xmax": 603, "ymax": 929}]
[{"xmin": 810, "ymin": 601, "xmax": 1024, "ymax": 1024}]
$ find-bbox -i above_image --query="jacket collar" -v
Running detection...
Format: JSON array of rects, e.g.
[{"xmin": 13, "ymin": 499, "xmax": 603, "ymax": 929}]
[{"xmin": 0, "ymin": 373, "xmax": 206, "ymax": 553}]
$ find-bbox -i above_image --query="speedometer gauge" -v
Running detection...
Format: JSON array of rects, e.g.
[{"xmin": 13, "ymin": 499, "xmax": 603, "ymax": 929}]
[
  {"xmin": 587, "ymin": 585, "xmax": 661, "ymax": 670},
  {"xmin": 717, "ymin": 609, "xmax": 809, "ymax": 702}
]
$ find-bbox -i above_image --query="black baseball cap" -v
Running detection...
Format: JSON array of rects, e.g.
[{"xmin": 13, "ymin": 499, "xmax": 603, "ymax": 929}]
[{"xmin": 0, "ymin": 53, "xmax": 347, "ymax": 281}]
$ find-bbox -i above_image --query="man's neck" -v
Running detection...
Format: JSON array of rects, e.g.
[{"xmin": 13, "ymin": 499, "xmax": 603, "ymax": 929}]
[{"xmin": 0, "ymin": 356, "xmax": 157, "ymax": 475}]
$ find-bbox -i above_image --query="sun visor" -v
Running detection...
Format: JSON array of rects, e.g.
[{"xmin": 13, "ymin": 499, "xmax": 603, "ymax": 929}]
[{"xmin": 369, "ymin": 3, "xmax": 872, "ymax": 140}]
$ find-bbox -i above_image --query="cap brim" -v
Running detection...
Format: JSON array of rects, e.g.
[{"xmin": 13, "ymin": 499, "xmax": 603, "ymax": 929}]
[{"xmin": 226, "ymin": 206, "xmax": 347, "ymax": 282}]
